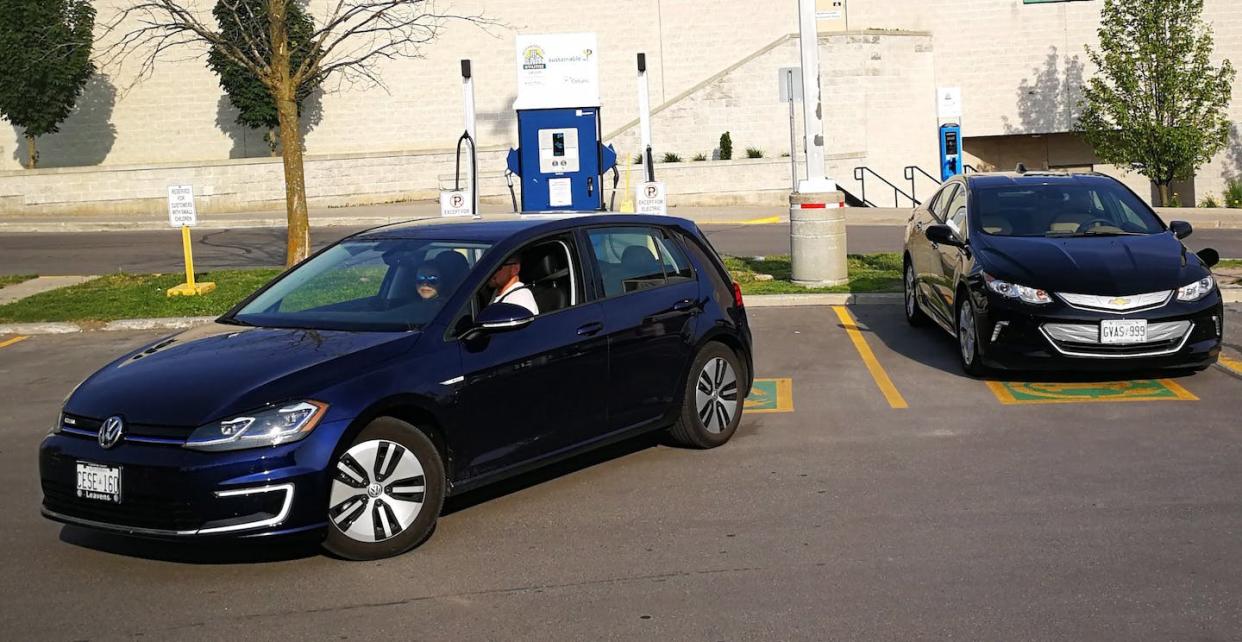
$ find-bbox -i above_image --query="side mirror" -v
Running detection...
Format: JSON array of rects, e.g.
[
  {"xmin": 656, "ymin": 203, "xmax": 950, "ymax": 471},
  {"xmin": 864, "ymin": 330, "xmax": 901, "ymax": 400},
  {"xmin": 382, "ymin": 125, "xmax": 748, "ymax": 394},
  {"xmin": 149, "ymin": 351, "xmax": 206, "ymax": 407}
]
[
  {"xmin": 463, "ymin": 302, "xmax": 534, "ymax": 340},
  {"xmin": 1197, "ymin": 247, "xmax": 1220, "ymax": 268},
  {"xmin": 1169, "ymin": 220, "xmax": 1193, "ymax": 240},
  {"xmin": 925, "ymin": 224, "xmax": 964, "ymax": 248}
]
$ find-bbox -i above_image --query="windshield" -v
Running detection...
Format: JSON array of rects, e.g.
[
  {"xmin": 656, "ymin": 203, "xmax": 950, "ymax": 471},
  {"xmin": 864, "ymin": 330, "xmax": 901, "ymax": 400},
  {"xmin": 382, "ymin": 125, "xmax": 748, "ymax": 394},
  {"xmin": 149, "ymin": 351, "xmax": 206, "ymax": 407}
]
[
  {"xmin": 975, "ymin": 181, "xmax": 1165, "ymax": 237},
  {"xmin": 229, "ymin": 238, "xmax": 491, "ymax": 331}
]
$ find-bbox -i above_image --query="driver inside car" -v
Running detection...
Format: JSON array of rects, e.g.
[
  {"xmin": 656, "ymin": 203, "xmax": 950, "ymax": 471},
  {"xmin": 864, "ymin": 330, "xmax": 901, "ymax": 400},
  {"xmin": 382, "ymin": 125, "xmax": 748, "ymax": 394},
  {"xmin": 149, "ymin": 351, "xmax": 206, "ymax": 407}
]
[{"xmin": 488, "ymin": 255, "xmax": 539, "ymax": 315}]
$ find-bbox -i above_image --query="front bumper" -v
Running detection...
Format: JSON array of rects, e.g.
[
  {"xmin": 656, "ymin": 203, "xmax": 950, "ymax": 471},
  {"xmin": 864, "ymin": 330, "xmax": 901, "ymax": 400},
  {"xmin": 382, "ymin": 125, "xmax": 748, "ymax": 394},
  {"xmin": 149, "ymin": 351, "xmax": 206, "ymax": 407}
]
[
  {"xmin": 39, "ymin": 418, "xmax": 349, "ymax": 538},
  {"xmin": 972, "ymin": 290, "xmax": 1223, "ymax": 371}
]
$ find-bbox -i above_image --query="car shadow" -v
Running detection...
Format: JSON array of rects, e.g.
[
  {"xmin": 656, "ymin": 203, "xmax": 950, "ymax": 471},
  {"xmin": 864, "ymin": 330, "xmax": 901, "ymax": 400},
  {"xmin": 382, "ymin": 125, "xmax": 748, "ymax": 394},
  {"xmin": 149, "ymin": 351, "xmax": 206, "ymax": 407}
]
[{"xmin": 846, "ymin": 304, "xmax": 1199, "ymax": 384}]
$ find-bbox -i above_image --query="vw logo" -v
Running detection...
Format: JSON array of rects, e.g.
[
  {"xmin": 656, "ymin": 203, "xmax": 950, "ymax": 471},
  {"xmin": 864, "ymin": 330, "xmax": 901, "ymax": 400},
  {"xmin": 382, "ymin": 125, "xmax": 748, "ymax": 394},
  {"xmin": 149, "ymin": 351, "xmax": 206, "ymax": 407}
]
[{"xmin": 98, "ymin": 416, "xmax": 124, "ymax": 449}]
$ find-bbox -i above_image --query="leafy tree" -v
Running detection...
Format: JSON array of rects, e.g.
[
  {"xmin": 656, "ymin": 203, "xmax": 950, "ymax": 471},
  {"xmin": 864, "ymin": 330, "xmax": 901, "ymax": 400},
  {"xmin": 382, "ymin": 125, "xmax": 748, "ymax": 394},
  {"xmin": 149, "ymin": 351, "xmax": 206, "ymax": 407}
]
[
  {"xmin": 207, "ymin": 0, "xmax": 322, "ymax": 156},
  {"xmin": 1078, "ymin": 0, "xmax": 1235, "ymax": 206},
  {"xmin": 0, "ymin": 0, "xmax": 95, "ymax": 169},
  {"xmin": 719, "ymin": 131, "xmax": 733, "ymax": 161},
  {"xmin": 104, "ymin": 0, "xmax": 490, "ymax": 266}
]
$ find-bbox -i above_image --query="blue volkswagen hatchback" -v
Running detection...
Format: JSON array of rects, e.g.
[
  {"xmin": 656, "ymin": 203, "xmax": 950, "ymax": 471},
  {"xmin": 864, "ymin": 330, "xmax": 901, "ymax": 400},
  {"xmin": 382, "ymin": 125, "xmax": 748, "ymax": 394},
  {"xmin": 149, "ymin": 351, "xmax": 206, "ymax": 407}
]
[{"xmin": 41, "ymin": 215, "xmax": 753, "ymax": 559}]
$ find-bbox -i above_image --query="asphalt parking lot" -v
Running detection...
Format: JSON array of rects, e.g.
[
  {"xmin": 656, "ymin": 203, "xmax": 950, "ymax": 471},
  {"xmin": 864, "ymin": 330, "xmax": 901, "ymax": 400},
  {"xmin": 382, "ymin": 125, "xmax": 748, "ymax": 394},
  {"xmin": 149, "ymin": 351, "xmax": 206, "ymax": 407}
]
[{"xmin": 2, "ymin": 305, "xmax": 1241, "ymax": 640}]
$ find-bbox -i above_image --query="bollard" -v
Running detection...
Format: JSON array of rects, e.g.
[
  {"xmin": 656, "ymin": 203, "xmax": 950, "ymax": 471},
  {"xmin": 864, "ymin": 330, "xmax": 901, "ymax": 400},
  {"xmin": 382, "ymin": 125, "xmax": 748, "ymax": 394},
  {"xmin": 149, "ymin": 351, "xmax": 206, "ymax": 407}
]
[{"xmin": 789, "ymin": 191, "xmax": 847, "ymax": 286}]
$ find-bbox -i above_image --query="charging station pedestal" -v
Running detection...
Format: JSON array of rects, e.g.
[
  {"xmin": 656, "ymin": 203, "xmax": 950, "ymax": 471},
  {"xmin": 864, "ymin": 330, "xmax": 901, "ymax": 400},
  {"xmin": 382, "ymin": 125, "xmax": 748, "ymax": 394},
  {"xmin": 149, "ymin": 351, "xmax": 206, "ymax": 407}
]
[
  {"xmin": 939, "ymin": 123, "xmax": 963, "ymax": 181},
  {"xmin": 505, "ymin": 33, "xmax": 618, "ymax": 213}
]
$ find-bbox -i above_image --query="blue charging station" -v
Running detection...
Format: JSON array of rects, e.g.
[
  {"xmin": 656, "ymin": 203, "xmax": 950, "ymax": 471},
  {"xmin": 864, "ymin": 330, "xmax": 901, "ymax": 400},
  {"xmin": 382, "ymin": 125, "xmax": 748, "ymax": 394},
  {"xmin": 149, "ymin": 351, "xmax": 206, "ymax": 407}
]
[
  {"xmin": 939, "ymin": 123, "xmax": 963, "ymax": 181},
  {"xmin": 504, "ymin": 33, "xmax": 619, "ymax": 213},
  {"xmin": 506, "ymin": 108, "xmax": 617, "ymax": 211}
]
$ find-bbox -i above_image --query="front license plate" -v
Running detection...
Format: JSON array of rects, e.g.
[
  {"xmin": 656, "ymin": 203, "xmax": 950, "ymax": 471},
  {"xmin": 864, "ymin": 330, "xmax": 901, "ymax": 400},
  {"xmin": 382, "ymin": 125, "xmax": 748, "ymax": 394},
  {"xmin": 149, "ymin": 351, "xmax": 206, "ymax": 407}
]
[
  {"xmin": 1100, "ymin": 319, "xmax": 1148, "ymax": 344},
  {"xmin": 76, "ymin": 462, "xmax": 121, "ymax": 503}
]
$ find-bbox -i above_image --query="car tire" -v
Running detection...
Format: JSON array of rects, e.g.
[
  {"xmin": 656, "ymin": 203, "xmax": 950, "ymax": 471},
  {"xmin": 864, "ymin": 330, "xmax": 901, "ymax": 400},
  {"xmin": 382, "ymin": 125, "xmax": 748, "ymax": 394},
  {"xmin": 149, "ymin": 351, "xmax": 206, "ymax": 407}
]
[
  {"xmin": 669, "ymin": 342, "xmax": 745, "ymax": 449},
  {"xmin": 956, "ymin": 292, "xmax": 988, "ymax": 378},
  {"xmin": 322, "ymin": 417, "xmax": 446, "ymax": 561},
  {"xmin": 903, "ymin": 259, "xmax": 928, "ymax": 327}
]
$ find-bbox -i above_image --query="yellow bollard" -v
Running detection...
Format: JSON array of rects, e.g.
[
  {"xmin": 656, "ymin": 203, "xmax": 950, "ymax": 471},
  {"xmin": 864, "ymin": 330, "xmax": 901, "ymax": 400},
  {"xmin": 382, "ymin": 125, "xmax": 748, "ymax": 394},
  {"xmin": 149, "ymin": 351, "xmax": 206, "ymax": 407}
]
[
  {"xmin": 166, "ymin": 225, "xmax": 216, "ymax": 296},
  {"xmin": 619, "ymin": 150, "xmax": 636, "ymax": 213}
]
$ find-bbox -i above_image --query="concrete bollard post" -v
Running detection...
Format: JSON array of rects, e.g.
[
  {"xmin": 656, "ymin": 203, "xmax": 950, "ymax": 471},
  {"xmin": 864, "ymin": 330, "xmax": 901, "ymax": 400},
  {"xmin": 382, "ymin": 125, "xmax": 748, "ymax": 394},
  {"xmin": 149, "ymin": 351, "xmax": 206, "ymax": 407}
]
[{"xmin": 789, "ymin": 191, "xmax": 848, "ymax": 286}]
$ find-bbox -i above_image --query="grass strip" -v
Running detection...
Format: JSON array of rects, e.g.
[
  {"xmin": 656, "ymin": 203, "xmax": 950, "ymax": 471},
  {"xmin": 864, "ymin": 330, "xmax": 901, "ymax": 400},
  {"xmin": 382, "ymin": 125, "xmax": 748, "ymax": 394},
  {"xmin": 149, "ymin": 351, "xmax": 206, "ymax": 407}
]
[
  {"xmin": 0, "ymin": 270, "xmax": 282, "ymax": 323},
  {"xmin": 726, "ymin": 253, "xmax": 902, "ymax": 295},
  {"xmin": 0, "ymin": 274, "xmax": 37, "ymax": 289}
]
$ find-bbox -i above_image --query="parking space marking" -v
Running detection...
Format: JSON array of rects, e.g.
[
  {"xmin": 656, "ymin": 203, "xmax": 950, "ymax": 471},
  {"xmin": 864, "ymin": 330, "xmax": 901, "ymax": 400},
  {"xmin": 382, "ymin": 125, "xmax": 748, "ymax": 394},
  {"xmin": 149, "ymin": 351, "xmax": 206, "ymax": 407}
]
[
  {"xmin": 1217, "ymin": 356, "xmax": 1242, "ymax": 378},
  {"xmin": 0, "ymin": 335, "xmax": 28, "ymax": 349},
  {"xmin": 831, "ymin": 306, "xmax": 909, "ymax": 409},
  {"xmin": 985, "ymin": 379, "xmax": 1198, "ymax": 405},
  {"xmin": 745, "ymin": 377, "xmax": 793, "ymax": 413}
]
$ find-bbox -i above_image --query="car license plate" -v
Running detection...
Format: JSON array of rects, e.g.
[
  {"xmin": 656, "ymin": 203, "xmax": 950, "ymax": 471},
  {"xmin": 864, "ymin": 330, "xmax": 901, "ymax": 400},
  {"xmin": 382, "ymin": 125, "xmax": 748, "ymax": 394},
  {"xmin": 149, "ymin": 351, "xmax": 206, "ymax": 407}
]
[
  {"xmin": 1100, "ymin": 319, "xmax": 1148, "ymax": 344},
  {"xmin": 76, "ymin": 462, "xmax": 121, "ymax": 503}
]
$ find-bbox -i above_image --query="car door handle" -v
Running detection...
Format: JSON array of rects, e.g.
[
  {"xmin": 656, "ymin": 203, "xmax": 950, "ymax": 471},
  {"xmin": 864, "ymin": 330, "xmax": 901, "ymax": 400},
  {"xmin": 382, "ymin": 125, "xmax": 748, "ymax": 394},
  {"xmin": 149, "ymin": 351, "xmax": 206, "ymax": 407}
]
[
  {"xmin": 645, "ymin": 299, "xmax": 699, "ymax": 323},
  {"xmin": 576, "ymin": 321, "xmax": 603, "ymax": 336}
]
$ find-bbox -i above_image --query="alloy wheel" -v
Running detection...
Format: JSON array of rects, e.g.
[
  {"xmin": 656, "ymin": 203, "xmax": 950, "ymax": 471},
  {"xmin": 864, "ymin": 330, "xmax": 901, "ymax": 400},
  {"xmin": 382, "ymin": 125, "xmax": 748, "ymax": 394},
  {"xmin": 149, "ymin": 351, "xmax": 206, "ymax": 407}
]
[
  {"xmin": 905, "ymin": 265, "xmax": 917, "ymax": 318},
  {"xmin": 958, "ymin": 301, "xmax": 977, "ymax": 364},
  {"xmin": 329, "ymin": 439, "xmax": 427, "ymax": 543},
  {"xmin": 696, "ymin": 357, "xmax": 739, "ymax": 434}
]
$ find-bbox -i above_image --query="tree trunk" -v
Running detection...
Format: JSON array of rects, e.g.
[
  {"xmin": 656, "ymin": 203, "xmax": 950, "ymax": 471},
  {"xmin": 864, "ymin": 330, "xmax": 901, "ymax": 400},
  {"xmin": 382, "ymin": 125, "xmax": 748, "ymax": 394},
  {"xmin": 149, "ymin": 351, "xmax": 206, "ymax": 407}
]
[
  {"xmin": 1157, "ymin": 182, "xmax": 1170, "ymax": 207},
  {"xmin": 26, "ymin": 133, "xmax": 36, "ymax": 169},
  {"xmin": 269, "ymin": 0, "xmax": 310, "ymax": 267}
]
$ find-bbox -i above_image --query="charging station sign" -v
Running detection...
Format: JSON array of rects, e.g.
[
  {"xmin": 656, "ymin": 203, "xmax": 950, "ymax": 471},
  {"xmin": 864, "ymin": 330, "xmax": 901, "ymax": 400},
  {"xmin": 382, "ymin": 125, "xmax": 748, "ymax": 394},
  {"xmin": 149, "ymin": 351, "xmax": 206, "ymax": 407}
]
[
  {"xmin": 440, "ymin": 190, "xmax": 473, "ymax": 217},
  {"xmin": 636, "ymin": 181, "xmax": 667, "ymax": 215},
  {"xmin": 515, "ymin": 33, "xmax": 600, "ymax": 110}
]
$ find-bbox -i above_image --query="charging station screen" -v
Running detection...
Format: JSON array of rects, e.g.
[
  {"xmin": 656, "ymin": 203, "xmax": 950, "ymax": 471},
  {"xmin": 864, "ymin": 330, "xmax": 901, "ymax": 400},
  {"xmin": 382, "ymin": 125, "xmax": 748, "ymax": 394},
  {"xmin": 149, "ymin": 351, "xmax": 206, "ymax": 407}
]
[
  {"xmin": 553, "ymin": 133, "xmax": 565, "ymax": 157},
  {"xmin": 944, "ymin": 131, "xmax": 959, "ymax": 155}
]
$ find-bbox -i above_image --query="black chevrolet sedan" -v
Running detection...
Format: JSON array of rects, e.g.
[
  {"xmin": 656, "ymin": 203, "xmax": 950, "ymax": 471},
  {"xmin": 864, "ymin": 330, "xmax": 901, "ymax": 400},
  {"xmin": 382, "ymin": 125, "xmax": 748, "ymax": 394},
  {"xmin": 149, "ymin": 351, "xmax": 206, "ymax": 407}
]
[{"xmin": 902, "ymin": 171, "xmax": 1222, "ymax": 375}]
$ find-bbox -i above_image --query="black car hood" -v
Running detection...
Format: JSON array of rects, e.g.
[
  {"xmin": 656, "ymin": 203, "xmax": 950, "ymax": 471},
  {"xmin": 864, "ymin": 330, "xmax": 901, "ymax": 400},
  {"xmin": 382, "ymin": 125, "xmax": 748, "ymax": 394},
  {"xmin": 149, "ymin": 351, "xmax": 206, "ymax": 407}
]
[
  {"xmin": 974, "ymin": 232, "xmax": 1206, "ymax": 296},
  {"xmin": 65, "ymin": 323, "xmax": 420, "ymax": 427}
]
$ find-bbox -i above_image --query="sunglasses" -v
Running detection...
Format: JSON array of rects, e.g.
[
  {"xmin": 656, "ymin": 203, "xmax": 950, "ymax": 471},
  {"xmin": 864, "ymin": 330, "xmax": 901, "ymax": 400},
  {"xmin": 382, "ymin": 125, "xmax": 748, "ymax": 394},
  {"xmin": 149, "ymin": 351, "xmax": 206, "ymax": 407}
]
[{"xmin": 416, "ymin": 274, "xmax": 441, "ymax": 284}]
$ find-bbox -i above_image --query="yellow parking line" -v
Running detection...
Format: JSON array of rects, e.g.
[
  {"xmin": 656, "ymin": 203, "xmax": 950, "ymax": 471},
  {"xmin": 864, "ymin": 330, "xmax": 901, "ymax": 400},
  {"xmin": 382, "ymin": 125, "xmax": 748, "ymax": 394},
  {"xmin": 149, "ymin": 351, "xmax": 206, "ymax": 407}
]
[
  {"xmin": 831, "ymin": 306, "xmax": 908, "ymax": 409},
  {"xmin": 0, "ymin": 335, "xmax": 28, "ymax": 349},
  {"xmin": 745, "ymin": 377, "xmax": 794, "ymax": 413},
  {"xmin": 1218, "ymin": 356, "xmax": 1242, "ymax": 377},
  {"xmin": 739, "ymin": 215, "xmax": 783, "ymax": 225}
]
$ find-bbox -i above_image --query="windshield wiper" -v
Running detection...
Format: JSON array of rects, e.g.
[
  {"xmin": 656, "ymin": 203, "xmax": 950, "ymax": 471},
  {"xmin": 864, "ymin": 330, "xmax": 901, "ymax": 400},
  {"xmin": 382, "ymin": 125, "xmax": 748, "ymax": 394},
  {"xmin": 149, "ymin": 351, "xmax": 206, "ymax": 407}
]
[{"xmin": 216, "ymin": 316, "xmax": 256, "ymax": 327}]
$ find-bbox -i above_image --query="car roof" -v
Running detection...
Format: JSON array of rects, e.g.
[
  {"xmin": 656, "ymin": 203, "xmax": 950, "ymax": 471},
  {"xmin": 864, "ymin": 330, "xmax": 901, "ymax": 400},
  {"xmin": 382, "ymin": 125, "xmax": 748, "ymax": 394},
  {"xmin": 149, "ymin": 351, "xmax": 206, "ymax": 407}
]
[
  {"xmin": 965, "ymin": 171, "xmax": 1118, "ymax": 190},
  {"xmin": 349, "ymin": 213, "xmax": 695, "ymax": 242}
]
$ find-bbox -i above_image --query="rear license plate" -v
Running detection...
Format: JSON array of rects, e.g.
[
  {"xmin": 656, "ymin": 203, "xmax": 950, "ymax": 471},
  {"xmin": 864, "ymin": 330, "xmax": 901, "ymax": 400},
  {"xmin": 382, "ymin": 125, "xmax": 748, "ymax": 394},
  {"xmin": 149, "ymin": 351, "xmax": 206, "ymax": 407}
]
[
  {"xmin": 76, "ymin": 462, "xmax": 121, "ymax": 503},
  {"xmin": 1100, "ymin": 319, "xmax": 1148, "ymax": 344}
]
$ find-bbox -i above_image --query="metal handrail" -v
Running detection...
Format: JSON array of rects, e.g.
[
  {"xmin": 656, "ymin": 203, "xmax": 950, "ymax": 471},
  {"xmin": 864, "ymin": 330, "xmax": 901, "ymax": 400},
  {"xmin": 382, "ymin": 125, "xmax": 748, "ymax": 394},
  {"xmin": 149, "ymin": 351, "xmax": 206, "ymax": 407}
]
[
  {"xmin": 853, "ymin": 167, "xmax": 918, "ymax": 208},
  {"xmin": 902, "ymin": 165, "xmax": 940, "ymax": 205},
  {"xmin": 964, "ymin": 164, "xmax": 978, "ymax": 174}
]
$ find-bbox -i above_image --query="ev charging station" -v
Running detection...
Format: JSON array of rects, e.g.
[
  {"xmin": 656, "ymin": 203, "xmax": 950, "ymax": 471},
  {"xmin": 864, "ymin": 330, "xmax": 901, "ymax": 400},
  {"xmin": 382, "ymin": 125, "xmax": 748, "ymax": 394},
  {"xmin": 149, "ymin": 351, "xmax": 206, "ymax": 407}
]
[
  {"xmin": 505, "ymin": 33, "xmax": 618, "ymax": 212},
  {"xmin": 938, "ymin": 123, "xmax": 963, "ymax": 181}
]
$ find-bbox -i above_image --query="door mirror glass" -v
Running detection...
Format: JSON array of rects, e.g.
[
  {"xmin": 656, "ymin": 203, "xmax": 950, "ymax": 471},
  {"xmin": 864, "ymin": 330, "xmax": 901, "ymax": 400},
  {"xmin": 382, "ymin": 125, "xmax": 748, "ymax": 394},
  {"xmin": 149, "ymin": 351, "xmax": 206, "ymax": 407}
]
[
  {"xmin": 1169, "ymin": 220, "xmax": 1193, "ymax": 239},
  {"xmin": 925, "ymin": 224, "xmax": 964, "ymax": 247},
  {"xmin": 1197, "ymin": 247, "xmax": 1220, "ymax": 268}
]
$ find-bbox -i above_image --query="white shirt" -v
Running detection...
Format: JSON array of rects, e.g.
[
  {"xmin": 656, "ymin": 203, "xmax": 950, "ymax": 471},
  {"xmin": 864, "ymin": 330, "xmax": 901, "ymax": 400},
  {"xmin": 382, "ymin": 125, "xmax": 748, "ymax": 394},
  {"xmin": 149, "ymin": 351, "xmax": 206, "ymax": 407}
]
[{"xmin": 492, "ymin": 280, "xmax": 539, "ymax": 315}]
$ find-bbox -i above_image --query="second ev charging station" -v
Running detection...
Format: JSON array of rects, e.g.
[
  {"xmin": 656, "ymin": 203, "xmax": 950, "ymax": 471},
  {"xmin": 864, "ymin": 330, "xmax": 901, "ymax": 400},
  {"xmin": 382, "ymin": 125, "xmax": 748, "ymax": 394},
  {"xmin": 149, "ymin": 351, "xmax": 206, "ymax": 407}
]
[
  {"xmin": 506, "ymin": 33, "xmax": 618, "ymax": 212},
  {"xmin": 938, "ymin": 123, "xmax": 963, "ymax": 181}
]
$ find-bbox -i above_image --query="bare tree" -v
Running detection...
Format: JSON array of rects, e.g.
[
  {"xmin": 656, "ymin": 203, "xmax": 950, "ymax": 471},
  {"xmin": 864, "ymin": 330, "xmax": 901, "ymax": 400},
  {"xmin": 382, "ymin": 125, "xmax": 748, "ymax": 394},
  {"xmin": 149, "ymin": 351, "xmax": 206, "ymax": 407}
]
[{"xmin": 101, "ymin": 0, "xmax": 491, "ymax": 266}]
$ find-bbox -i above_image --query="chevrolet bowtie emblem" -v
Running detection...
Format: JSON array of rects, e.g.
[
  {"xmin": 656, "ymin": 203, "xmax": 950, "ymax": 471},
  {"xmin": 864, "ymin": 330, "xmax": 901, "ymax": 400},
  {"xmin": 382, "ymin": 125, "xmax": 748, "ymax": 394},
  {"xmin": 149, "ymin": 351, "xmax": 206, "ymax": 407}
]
[{"xmin": 1110, "ymin": 297, "xmax": 1130, "ymax": 306}]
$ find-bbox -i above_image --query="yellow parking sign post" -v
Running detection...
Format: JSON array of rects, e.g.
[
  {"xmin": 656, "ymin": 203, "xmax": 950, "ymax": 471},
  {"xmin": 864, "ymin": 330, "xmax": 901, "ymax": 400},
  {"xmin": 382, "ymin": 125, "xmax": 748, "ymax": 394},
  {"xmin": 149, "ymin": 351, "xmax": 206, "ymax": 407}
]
[{"xmin": 165, "ymin": 185, "xmax": 215, "ymax": 297}]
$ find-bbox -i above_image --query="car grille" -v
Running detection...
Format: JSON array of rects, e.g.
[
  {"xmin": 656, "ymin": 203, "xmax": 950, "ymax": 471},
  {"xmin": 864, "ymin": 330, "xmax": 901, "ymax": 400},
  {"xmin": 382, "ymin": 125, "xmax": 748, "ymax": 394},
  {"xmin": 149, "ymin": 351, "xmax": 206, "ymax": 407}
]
[
  {"xmin": 61, "ymin": 413, "xmax": 192, "ymax": 446},
  {"xmin": 1055, "ymin": 290, "xmax": 1172, "ymax": 313},
  {"xmin": 1039, "ymin": 321, "xmax": 1193, "ymax": 358},
  {"xmin": 42, "ymin": 478, "xmax": 201, "ymax": 532}
]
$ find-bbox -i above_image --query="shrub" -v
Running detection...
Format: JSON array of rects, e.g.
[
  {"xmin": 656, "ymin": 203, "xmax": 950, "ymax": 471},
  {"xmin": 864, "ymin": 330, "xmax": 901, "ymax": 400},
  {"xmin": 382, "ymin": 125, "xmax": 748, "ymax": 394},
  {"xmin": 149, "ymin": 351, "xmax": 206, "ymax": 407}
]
[
  {"xmin": 718, "ymin": 131, "xmax": 733, "ymax": 160},
  {"xmin": 633, "ymin": 153, "xmax": 644, "ymax": 166},
  {"xmin": 1199, "ymin": 193, "xmax": 1221, "ymax": 208},
  {"xmin": 662, "ymin": 152, "xmax": 682, "ymax": 163},
  {"xmin": 1226, "ymin": 178, "xmax": 1242, "ymax": 209},
  {"xmin": 1168, "ymin": 192, "xmax": 1182, "ymax": 208},
  {"xmin": 692, "ymin": 153, "xmax": 707, "ymax": 162},
  {"xmin": 745, "ymin": 147, "xmax": 764, "ymax": 159}
]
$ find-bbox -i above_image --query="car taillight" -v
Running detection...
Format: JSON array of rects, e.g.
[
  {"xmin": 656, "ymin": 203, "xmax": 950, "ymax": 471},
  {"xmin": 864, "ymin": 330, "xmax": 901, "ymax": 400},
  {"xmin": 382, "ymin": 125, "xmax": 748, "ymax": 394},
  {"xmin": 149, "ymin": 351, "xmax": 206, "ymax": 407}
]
[{"xmin": 732, "ymin": 282, "xmax": 744, "ymax": 308}]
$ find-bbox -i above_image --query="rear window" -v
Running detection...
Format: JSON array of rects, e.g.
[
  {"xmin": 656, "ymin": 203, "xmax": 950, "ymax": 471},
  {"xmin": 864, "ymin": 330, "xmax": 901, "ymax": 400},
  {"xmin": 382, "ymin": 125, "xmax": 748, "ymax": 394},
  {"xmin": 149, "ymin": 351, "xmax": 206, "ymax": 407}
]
[{"xmin": 975, "ymin": 181, "xmax": 1164, "ymax": 237}]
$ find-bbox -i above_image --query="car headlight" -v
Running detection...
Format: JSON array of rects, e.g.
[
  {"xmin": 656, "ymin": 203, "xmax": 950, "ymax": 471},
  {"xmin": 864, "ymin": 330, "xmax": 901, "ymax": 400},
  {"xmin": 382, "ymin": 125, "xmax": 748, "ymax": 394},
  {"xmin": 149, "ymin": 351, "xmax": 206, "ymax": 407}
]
[
  {"xmin": 1177, "ymin": 276, "xmax": 1214, "ymax": 302},
  {"xmin": 984, "ymin": 273, "xmax": 1052, "ymax": 304},
  {"xmin": 185, "ymin": 401, "xmax": 328, "ymax": 452}
]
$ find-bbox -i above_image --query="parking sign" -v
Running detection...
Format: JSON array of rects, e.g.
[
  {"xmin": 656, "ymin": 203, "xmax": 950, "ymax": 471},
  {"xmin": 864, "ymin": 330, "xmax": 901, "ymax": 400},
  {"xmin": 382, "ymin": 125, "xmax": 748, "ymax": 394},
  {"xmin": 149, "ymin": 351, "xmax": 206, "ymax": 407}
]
[{"xmin": 167, "ymin": 185, "xmax": 197, "ymax": 227}]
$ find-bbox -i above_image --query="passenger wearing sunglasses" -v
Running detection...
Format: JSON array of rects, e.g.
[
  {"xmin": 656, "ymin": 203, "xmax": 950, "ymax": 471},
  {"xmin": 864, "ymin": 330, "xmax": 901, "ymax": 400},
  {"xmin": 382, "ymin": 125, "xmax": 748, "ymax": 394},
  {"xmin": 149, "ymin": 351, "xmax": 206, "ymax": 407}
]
[{"xmin": 415, "ymin": 264, "xmax": 443, "ymax": 301}]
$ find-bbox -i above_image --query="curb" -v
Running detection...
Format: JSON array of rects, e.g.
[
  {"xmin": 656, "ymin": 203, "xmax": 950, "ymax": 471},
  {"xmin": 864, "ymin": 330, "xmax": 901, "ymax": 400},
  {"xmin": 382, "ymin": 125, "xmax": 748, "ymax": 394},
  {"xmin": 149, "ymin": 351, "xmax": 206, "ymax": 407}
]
[{"xmin": 0, "ymin": 290, "xmax": 1237, "ymax": 335}]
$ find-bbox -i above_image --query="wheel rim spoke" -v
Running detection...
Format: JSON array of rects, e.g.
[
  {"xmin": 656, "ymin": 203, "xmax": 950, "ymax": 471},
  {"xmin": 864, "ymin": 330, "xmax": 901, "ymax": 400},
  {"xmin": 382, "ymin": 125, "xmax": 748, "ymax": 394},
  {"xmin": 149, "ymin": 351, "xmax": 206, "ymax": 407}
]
[{"xmin": 334, "ymin": 454, "xmax": 369, "ymax": 489}]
